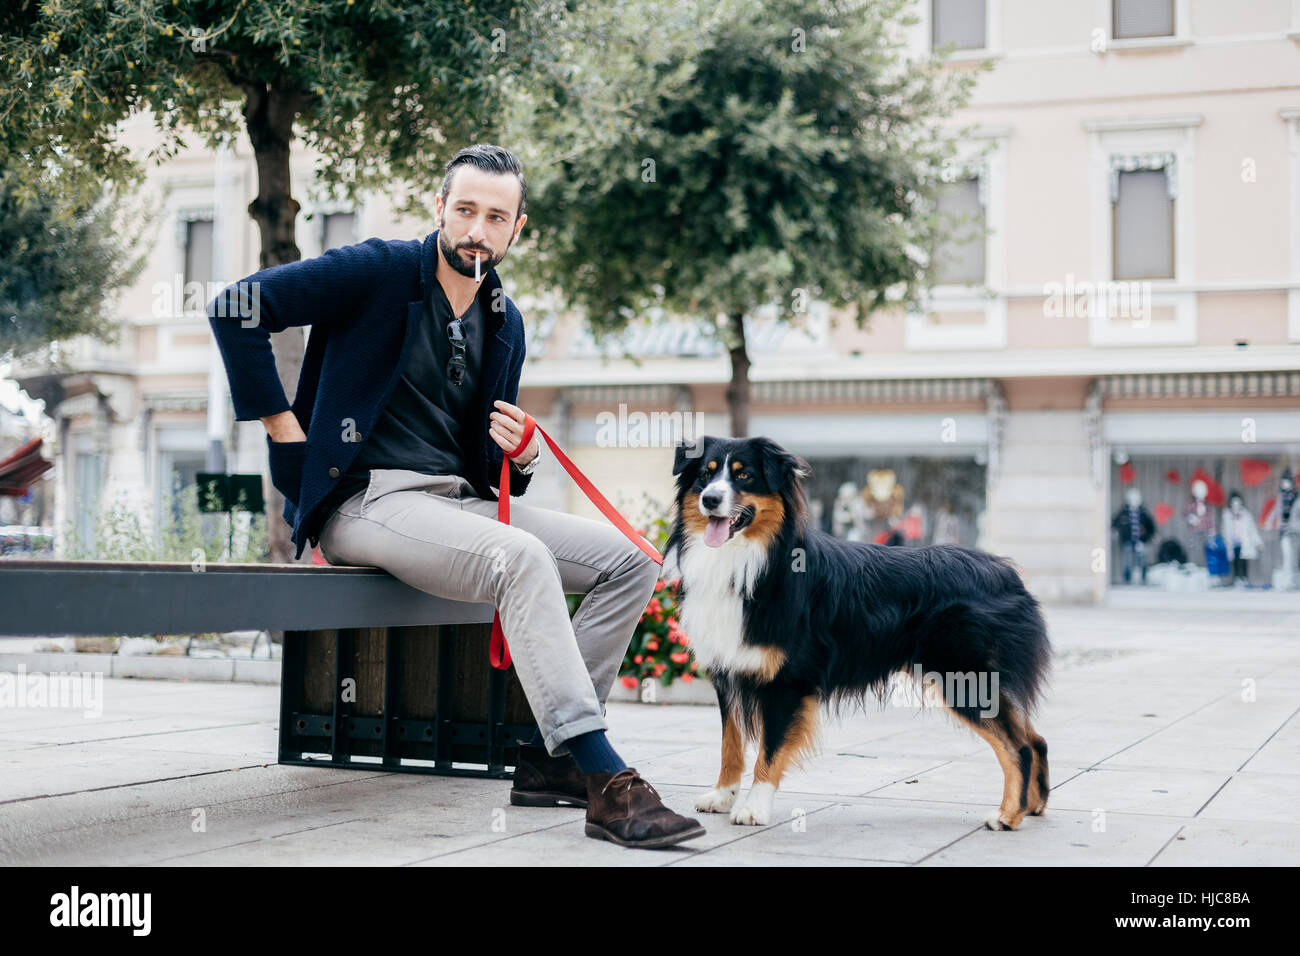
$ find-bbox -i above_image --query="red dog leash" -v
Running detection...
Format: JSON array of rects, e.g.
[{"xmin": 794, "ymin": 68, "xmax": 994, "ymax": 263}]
[{"xmin": 490, "ymin": 412, "xmax": 664, "ymax": 670}]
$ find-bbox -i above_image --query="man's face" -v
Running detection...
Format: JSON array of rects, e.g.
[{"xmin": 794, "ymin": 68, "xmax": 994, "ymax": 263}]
[{"xmin": 436, "ymin": 164, "xmax": 527, "ymax": 279}]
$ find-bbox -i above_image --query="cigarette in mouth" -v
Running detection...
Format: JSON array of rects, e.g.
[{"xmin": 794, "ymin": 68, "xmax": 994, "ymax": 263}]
[{"xmin": 475, "ymin": 251, "xmax": 481, "ymax": 283}]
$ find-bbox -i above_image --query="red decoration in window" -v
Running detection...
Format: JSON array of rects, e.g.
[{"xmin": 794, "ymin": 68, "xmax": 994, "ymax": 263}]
[{"xmin": 1239, "ymin": 459, "xmax": 1271, "ymax": 488}]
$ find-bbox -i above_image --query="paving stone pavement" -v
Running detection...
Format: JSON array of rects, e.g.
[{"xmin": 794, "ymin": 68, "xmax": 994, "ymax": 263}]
[{"xmin": 1, "ymin": 602, "xmax": 1297, "ymax": 866}]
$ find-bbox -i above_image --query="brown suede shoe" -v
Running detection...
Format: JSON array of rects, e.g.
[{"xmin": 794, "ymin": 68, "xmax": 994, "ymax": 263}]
[
  {"xmin": 510, "ymin": 743, "xmax": 589, "ymax": 808},
  {"xmin": 584, "ymin": 768, "xmax": 706, "ymax": 849}
]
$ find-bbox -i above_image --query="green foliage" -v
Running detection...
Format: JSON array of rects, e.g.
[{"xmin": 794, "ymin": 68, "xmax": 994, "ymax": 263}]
[
  {"xmin": 0, "ymin": 166, "xmax": 152, "ymax": 359},
  {"xmin": 0, "ymin": 0, "xmax": 590, "ymax": 218},
  {"xmin": 514, "ymin": 0, "xmax": 982, "ymax": 344},
  {"xmin": 64, "ymin": 473, "xmax": 269, "ymax": 563}
]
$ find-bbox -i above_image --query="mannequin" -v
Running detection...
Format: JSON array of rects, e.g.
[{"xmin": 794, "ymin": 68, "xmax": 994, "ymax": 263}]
[
  {"xmin": 1263, "ymin": 468, "xmax": 1298, "ymax": 589},
  {"xmin": 862, "ymin": 469, "xmax": 905, "ymax": 522},
  {"xmin": 1220, "ymin": 489, "xmax": 1262, "ymax": 586},
  {"xmin": 1112, "ymin": 487, "xmax": 1155, "ymax": 584},
  {"xmin": 832, "ymin": 481, "xmax": 868, "ymax": 541},
  {"xmin": 1183, "ymin": 478, "xmax": 1215, "ymax": 566}
]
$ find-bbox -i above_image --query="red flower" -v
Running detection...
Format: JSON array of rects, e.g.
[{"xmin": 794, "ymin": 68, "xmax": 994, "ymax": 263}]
[
  {"xmin": 645, "ymin": 640, "xmax": 659, "ymax": 651},
  {"xmin": 678, "ymin": 635, "xmax": 690, "ymax": 647},
  {"xmin": 681, "ymin": 673, "xmax": 695, "ymax": 683},
  {"xmin": 653, "ymin": 663, "xmax": 666, "ymax": 676},
  {"xmin": 633, "ymin": 655, "xmax": 643, "ymax": 664},
  {"xmin": 620, "ymin": 676, "xmax": 638, "ymax": 689},
  {"xmin": 670, "ymin": 652, "xmax": 689, "ymax": 664}
]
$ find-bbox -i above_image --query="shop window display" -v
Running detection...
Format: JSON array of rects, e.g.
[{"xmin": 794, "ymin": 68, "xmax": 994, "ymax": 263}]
[
  {"xmin": 802, "ymin": 456, "xmax": 986, "ymax": 549},
  {"xmin": 1109, "ymin": 455, "xmax": 1298, "ymax": 589}
]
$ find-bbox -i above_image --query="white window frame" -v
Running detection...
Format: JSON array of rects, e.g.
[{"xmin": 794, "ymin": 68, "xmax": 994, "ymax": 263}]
[
  {"xmin": 1084, "ymin": 114, "xmax": 1200, "ymax": 346},
  {"xmin": 1284, "ymin": 108, "xmax": 1300, "ymax": 342},
  {"xmin": 1098, "ymin": 0, "xmax": 1191, "ymax": 50},
  {"xmin": 907, "ymin": 131, "xmax": 1008, "ymax": 351},
  {"xmin": 906, "ymin": 0, "xmax": 1002, "ymax": 60}
]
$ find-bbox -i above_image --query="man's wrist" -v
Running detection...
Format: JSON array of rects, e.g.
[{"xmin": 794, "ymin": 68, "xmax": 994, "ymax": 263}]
[
  {"xmin": 512, "ymin": 440, "xmax": 541, "ymax": 474},
  {"xmin": 263, "ymin": 410, "xmax": 306, "ymax": 443}
]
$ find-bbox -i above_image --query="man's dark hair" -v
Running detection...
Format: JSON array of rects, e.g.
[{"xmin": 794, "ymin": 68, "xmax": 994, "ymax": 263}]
[{"xmin": 439, "ymin": 144, "xmax": 527, "ymax": 221}]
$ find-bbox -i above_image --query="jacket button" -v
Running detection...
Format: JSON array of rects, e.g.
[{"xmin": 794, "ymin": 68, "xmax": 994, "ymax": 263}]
[{"xmin": 329, "ymin": 467, "xmax": 340, "ymax": 479}]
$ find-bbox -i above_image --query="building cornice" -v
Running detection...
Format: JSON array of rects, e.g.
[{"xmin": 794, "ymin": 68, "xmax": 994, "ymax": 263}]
[
  {"xmin": 1083, "ymin": 113, "xmax": 1204, "ymax": 132},
  {"xmin": 520, "ymin": 346, "xmax": 1300, "ymax": 388}
]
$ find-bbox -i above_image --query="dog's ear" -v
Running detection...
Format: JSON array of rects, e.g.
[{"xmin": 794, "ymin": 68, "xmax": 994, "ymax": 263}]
[
  {"xmin": 673, "ymin": 437, "xmax": 707, "ymax": 476},
  {"xmin": 753, "ymin": 436, "xmax": 812, "ymax": 490}
]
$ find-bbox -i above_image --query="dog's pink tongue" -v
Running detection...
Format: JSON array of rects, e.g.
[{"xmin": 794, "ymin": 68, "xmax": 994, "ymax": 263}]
[{"xmin": 704, "ymin": 517, "xmax": 730, "ymax": 548}]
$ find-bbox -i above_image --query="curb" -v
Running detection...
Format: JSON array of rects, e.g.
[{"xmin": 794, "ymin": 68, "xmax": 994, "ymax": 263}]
[{"xmin": 0, "ymin": 652, "xmax": 281, "ymax": 685}]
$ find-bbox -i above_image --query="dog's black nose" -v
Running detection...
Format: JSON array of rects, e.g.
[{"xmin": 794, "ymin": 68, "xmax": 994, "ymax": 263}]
[{"xmin": 701, "ymin": 492, "xmax": 722, "ymax": 510}]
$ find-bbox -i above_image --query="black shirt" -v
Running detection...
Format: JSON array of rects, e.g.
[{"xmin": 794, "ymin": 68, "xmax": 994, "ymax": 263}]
[{"xmin": 316, "ymin": 276, "xmax": 487, "ymax": 519}]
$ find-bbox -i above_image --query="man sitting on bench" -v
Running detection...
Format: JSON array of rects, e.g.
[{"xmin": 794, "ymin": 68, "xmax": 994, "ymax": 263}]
[{"xmin": 208, "ymin": 143, "xmax": 704, "ymax": 850}]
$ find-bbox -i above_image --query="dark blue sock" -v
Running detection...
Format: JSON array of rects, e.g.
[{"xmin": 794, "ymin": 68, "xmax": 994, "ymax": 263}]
[{"xmin": 562, "ymin": 729, "xmax": 628, "ymax": 775}]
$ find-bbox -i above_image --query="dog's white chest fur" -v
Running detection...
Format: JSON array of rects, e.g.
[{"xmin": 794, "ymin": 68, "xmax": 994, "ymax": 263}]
[{"xmin": 677, "ymin": 537, "xmax": 771, "ymax": 675}]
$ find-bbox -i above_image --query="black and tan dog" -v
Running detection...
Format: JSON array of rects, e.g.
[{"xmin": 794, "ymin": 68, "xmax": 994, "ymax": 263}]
[{"xmin": 664, "ymin": 436, "xmax": 1051, "ymax": 830}]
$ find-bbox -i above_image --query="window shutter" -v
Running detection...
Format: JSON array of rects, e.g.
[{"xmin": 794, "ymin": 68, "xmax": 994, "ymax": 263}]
[
  {"xmin": 932, "ymin": 0, "xmax": 986, "ymax": 51},
  {"xmin": 934, "ymin": 177, "xmax": 986, "ymax": 286},
  {"xmin": 323, "ymin": 213, "xmax": 357, "ymax": 252},
  {"xmin": 1114, "ymin": 0, "xmax": 1174, "ymax": 39},
  {"xmin": 1114, "ymin": 169, "xmax": 1174, "ymax": 280},
  {"xmin": 184, "ymin": 219, "xmax": 214, "ymax": 291}
]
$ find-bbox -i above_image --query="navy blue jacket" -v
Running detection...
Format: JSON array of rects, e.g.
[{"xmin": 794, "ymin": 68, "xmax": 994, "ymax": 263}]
[{"xmin": 207, "ymin": 229, "xmax": 534, "ymax": 559}]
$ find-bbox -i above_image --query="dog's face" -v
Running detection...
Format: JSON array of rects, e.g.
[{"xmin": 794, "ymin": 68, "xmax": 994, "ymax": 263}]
[{"xmin": 672, "ymin": 436, "xmax": 811, "ymax": 548}]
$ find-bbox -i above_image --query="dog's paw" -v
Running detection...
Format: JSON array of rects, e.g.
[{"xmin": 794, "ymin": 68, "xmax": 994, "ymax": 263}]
[
  {"xmin": 694, "ymin": 786, "xmax": 739, "ymax": 813},
  {"xmin": 730, "ymin": 804, "xmax": 770, "ymax": 826},
  {"xmin": 983, "ymin": 811, "xmax": 1019, "ymax": 831}
]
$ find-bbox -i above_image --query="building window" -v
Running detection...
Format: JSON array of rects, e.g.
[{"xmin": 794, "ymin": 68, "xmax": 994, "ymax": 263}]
[
  {"xmin": 934, "ymin": 175, "xmax": 986, "ymax": 287},
  {"xmin": 322, "ymin": 212, "xmax": 357, "ymax": 252},
  {"xmin": 71, "ymin": 439, "xmax": 102, "ymax": 553},
  {"xmin": 1113, "ymin": 0, "xmax": 1173, "ymax": 40},
  {"xmin": 1112, "ymin": 161, "xmax": 1175, "ymax": 280},
  {"xmin": 159, "ymin": 449, "xmax": 207, "ymax": 528},
  {"xmin": 932, "ymin": 0, "xmax": 986, "ymax": 51},
  {"xmin": 183, "ymin": 218, "xmax": 214, "ymax": 291}
]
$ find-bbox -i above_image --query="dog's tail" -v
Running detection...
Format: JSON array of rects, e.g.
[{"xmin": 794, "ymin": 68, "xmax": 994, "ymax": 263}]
[{"xmin": 911, "ymin": 583, "xmax": 1052, "ymax": 721}]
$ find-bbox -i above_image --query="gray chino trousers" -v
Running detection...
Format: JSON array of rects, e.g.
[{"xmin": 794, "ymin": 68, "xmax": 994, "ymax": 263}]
[{"xmin": 316, "ymin": 468, "xmax": 660, "ymax": 756}]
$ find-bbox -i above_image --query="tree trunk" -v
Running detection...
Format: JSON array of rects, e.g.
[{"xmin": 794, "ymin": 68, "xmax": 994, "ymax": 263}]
[
  {"xmin": 242, "ymin": 78, "xmax": 307, "ymax": 565},
  {"xmin": 724, "ymin": 311, "xmax": 750, "ymax": 438}
]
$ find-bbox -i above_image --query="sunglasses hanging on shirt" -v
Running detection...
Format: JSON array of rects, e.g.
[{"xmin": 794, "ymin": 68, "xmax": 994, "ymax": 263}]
[{"xmin": 446, "ymin": 317, "xmax": 467, "ymax": 386}]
